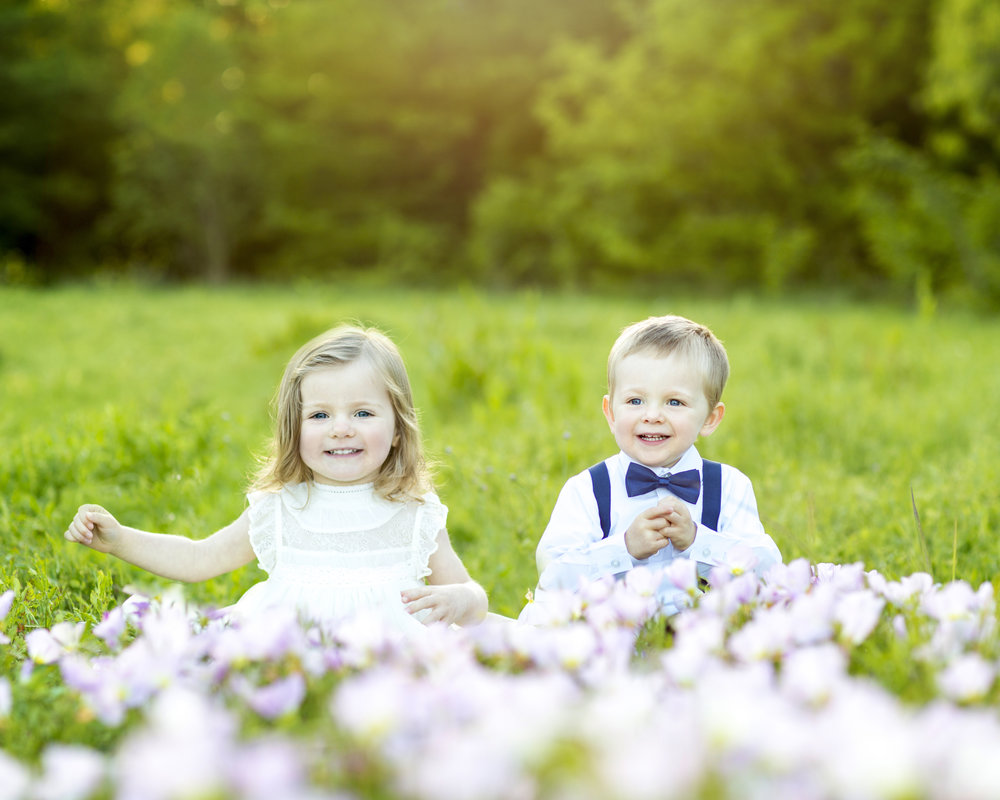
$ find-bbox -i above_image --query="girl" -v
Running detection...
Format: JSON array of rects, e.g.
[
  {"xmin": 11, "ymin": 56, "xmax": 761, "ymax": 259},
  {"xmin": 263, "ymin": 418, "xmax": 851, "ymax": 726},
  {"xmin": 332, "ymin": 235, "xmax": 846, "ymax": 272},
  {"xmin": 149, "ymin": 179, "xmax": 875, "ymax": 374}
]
[{"xmin": 64, "ymin": 325, "xmax": 488, "ymax": 632}]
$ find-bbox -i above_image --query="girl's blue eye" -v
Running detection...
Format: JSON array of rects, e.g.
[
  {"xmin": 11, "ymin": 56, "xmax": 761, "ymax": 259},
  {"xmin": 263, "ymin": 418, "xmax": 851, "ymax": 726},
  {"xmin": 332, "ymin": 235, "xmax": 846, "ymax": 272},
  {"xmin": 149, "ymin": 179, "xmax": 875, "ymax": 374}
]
[
  {"xmin": 355, "ymin": 410, "xmax": 373, "ymax": 418},
  {"xmin": 312, "ymin": 411, "xmax": 329, "ymax": 419}
]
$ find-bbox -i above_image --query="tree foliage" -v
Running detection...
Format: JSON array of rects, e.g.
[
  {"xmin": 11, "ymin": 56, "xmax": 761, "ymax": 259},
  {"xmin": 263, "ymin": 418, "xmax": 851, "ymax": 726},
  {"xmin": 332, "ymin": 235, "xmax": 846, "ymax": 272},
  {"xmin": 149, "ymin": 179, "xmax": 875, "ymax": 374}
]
[{"xmin": 1, "ymin": 0, "xmax": 999, "ymax": 305}]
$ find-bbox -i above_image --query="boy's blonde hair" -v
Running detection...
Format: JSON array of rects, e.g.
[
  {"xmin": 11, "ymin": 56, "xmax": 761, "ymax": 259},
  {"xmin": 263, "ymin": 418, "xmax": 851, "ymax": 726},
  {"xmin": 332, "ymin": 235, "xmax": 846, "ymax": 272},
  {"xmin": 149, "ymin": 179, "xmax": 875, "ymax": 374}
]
[
  {"xmin": 607, "ymin": 315, "xmax": 729, "ymax": 408},
  {"xmin": 253, "ymin": 324, "xmax": 430, "ymax": 501}
]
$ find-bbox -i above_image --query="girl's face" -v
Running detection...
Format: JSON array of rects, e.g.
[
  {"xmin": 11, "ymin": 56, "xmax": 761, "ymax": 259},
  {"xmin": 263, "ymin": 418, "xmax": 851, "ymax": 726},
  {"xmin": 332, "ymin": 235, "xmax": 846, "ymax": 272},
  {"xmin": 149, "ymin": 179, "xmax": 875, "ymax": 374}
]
[{"xmin": 298, "ymin": 360, "xmax": 398, "ymax": 486}]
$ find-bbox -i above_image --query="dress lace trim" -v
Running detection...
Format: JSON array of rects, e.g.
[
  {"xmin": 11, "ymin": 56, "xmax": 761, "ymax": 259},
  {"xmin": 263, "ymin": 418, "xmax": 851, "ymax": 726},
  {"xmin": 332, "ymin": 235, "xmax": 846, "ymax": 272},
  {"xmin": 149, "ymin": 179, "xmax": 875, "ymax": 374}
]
[{"xmin": 246, "ymin": 485, "xmax": 447, "ymax": 579}]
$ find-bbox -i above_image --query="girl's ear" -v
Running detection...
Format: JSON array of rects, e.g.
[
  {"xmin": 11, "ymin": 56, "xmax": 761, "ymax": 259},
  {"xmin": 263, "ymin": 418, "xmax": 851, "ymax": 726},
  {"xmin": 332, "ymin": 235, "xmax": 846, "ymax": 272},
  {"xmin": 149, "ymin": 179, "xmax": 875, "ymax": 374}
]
[{"xmin": 700, "ymin": 402, "xmax": 725, "ymax": 437}]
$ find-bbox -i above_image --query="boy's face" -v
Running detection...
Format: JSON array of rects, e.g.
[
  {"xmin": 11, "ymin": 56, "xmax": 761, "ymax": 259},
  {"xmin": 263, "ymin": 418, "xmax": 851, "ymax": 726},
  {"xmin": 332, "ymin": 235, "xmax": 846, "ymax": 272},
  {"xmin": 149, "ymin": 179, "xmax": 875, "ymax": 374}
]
[{"xmin": 603, "ymin": 349, "xmax": 724, "ymax": 470}]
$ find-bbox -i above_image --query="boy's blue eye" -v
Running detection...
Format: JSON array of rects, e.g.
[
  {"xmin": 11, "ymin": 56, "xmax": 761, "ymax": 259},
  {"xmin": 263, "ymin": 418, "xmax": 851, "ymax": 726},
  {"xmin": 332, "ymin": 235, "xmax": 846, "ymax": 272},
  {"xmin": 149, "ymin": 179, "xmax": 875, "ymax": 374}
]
[
  {"xmin": 668, "ymin": 399, "xmax": 682, "ymax": 406},
  {"xmin": 626, "ymin": 398, "xmax": 642, "ymax": 405}
]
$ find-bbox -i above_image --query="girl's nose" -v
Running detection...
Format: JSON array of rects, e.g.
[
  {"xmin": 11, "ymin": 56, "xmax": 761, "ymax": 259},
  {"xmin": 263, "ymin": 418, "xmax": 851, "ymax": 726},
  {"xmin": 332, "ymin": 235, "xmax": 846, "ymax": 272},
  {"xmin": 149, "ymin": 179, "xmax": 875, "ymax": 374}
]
[{"xmin": 331, "ymin": 416, "xmax": 354, "ymax": 436}]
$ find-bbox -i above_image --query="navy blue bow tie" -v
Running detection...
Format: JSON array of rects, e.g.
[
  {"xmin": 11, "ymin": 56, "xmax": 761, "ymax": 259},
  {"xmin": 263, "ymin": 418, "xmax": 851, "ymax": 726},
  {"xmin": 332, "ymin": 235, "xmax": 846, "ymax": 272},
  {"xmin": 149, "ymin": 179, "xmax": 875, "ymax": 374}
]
[{"xmin": 625, "ymin": 463, "xmax": 701, "ymax": 504}]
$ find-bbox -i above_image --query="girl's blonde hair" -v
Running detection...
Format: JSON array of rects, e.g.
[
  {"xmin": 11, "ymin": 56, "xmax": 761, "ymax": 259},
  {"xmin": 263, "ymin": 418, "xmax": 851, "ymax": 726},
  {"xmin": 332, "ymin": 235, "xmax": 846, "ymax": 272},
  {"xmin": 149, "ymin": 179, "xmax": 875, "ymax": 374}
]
[{"xmin": 252, "ymin": 325, "xmax": 430, "ymax": 501}]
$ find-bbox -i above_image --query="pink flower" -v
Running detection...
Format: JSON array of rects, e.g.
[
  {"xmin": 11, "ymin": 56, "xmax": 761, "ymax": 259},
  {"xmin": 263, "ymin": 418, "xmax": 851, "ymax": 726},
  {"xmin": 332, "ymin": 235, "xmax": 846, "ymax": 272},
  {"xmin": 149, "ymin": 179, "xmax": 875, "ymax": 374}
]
[
  {"xmin": 936, "ymin": 653, "xmax": 996, "ymax": 703},
  {"xmin": 112, "ymin": 687, "xmax": 237, "ymax": 800},
  {"xmin": 921, "ymin": 581, "xmax": 981, "ymax": 623},
  {"xmin": 25, "ymin": 622, "xmax": 84, "ymax": 664},
  {"xmin": 93, "ymin": 607, "xmax": 127, "ymax": 650},
  {"xmin": 550, "ymin": 623, "xmax": 600, "ymax": 670},
  {"xmin": 780, "ymin": 644, "xmax": 846, "ymax": 705},
  {"xmin": 834, "ymin": 590, "xmax": 885, "ymax": 645},
  {"xmin": 787, "ymin": 583, "xmax": 836, "ymax": 646},
  {"xmin": 815, "ymin": 561, "xmax": 866, "ymax": 591},
  {"xmin": 728, "ymin": 607, "xmax": 792, "ymax": 662},
  {"xmin": 662, "ymin": 559, "xmax": 699, "ymax": 593},
  {"xmin": 724, "ymin": 543, "xmax": 759, "ymax": 575},
  {"xmin": 0, "ymin": 589, "xmax": 13, "ymax": 645},
  {"xmin": 0, "ymin": 677, "xmax": 10, "ymax": 719},
  {"xmin": 758, "ymin": 558, "xmax": 813, "ymax": 604},
  {"xmin": 240, "ymin": 673, "xmax": 307, "ymax": 720},
  {"xmin": 870, "ymin": 571, "xmax": 934, "ymax": 607},
  {"xmin": 0, "ymin": 750, "xmax": 30, "ymax": 800},
  {"xmin": 34, "ymin": 745, "xmax": 106, "ymax": 800},
  {"xmin": 229, "ymin": 738, "xmax": 307, "ymax": 800}
]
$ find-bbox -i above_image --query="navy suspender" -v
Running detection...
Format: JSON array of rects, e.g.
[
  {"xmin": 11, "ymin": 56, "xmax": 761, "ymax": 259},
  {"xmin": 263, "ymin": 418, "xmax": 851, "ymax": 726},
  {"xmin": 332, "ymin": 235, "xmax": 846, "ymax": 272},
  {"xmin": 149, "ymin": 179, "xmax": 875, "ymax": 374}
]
[
  {"xmin": 700, "ymin": 459, "xmax": 722, "ymax": 532},
  {"xmin": 588, "ymin": 460, "xmax": 722, "ymax": 539},
  {"xmin": 588, "ymin": 462, "xmax": 613, "ymax": 540}
]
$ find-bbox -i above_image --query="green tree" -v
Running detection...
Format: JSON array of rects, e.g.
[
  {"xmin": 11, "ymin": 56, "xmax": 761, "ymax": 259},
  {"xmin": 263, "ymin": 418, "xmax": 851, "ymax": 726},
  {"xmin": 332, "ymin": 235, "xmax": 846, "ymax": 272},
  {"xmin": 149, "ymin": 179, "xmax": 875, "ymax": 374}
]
[
  {"xmin": 470, "ymin": 0, "xmax": 934, "ymax": 289},
  {"xmin": 102, "ymin": 0, "xmax": 264, "ymax": 282},
  {"xmin": 0, "ymin": 0, "xmax": 121, "ymax": 280},
  {"xmin": 246, "ymin": 0, "xmax": 625, "ymax": 279},
  {"xmin": 845, "ymin": 0, "xmax": 1000, "ymax": 310}
]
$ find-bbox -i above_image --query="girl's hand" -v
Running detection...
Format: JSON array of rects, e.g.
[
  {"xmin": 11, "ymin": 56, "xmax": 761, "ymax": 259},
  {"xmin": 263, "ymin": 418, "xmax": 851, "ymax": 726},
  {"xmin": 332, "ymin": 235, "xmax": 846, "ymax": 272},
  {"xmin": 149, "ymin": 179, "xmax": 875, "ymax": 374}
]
[
  {"xmin": 401, "ymin": 583, "xmax": 486, "ymax": 626},
  {"xmin": 64, "ymin": 504, "xmax": 123, "ymax": 554}
]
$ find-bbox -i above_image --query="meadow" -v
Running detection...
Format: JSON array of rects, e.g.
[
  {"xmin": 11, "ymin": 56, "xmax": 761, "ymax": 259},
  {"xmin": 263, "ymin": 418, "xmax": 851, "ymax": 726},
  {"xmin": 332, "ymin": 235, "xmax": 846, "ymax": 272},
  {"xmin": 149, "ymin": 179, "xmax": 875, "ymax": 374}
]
[{"xmin": 2, "ymin": 284, "xmax": 1000, "ymax": 797}]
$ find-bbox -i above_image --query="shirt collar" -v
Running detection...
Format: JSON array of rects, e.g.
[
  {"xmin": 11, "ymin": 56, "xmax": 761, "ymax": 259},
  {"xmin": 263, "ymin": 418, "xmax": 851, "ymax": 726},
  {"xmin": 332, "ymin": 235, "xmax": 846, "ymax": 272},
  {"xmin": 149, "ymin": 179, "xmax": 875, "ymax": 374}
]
[{"xmin": 615, "ymin": 445, "xmax": 702, "ymax": 476}]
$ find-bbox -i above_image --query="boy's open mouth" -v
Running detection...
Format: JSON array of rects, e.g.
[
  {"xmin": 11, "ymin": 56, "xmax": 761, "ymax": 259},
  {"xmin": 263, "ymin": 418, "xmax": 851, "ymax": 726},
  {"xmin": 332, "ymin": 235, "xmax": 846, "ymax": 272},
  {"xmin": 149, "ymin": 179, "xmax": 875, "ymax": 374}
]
[{"xmin": 638, "ymin": 434, "xmax": 668, "ymax": 442}]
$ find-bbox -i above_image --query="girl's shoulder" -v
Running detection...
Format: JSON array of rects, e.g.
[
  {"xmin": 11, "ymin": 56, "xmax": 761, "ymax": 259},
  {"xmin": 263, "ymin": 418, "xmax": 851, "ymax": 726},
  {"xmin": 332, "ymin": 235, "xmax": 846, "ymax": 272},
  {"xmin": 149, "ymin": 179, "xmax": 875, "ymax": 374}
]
[{"xmin": 415, "ymin": 490, "xmax": 447, "ymax": 528}]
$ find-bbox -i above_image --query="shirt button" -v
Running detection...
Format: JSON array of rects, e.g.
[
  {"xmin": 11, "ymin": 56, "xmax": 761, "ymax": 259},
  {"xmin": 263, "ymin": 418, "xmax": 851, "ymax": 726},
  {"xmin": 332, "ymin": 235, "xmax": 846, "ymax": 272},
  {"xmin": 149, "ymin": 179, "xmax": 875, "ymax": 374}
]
[
  {"xmin": 702, "ymin": 548, "xmax": 711, "ymax": 557},
  {"xmin": 611, "ymin": 559, "xmax": 621, "ymax": 568}
]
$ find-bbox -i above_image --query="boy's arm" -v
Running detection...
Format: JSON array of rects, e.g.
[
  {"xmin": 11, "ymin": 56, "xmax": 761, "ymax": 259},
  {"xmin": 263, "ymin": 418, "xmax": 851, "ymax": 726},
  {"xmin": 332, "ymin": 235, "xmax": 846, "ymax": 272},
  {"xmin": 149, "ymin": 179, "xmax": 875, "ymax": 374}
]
[
  {"xmin": 535, "ymin": 474, "xmax": 634, "ymax": 592},
  {"xmin": 680, "ymin": 468, "xmax": 782, "ymax": 577}
]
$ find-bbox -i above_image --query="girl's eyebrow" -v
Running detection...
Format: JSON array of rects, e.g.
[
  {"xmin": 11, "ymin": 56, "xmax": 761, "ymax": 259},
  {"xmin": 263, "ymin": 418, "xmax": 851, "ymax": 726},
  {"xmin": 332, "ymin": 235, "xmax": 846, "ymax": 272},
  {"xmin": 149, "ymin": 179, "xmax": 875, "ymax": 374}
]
[{"xmin": 301, "ymin": 397, "xmax": 390, "ymax": 408}]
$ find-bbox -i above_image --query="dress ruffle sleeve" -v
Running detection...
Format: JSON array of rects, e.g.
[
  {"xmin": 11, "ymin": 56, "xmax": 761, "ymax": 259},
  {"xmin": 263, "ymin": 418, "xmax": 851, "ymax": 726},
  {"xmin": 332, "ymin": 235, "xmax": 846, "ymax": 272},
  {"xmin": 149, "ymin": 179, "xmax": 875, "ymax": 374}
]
[
  {"xmin": 413, "ymin": 492, "xmax": 447, "ymax": 579},
  {"xmin": 246, "ymin": 490, "xmax": 278, "ymax": 574}
]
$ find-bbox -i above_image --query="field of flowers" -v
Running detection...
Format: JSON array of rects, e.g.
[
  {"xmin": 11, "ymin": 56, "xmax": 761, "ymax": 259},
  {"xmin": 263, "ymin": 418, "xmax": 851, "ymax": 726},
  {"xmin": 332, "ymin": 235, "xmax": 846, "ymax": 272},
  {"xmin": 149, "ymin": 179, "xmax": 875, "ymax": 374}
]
[
  {"xmin": 2, "ymin": 285, "xmax": 1000, "ymax": 798},
  {"xmin": 4, "ymin": 558, "xmax": 1000, "ymax": 799}
]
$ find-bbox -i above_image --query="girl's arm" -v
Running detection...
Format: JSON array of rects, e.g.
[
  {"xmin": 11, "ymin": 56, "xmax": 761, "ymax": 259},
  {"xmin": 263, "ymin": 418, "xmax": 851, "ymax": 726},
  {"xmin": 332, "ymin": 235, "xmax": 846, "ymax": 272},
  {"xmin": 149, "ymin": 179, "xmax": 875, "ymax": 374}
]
[
  {"xmin": 401, "ymin": 528, "xmax": 488, "ymax": 626},
  {"xmin": 64, "ymin": 504, "xmax": 255, "ymax": 582}
]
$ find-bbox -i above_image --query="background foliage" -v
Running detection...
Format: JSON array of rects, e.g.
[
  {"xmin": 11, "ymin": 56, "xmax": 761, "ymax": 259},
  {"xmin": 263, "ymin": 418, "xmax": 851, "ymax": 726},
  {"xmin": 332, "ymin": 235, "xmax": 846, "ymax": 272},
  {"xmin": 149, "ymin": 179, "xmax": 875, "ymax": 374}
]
[{"xmin": 3, "ymin": 0, "xmax": 1000, "ymax": 306}]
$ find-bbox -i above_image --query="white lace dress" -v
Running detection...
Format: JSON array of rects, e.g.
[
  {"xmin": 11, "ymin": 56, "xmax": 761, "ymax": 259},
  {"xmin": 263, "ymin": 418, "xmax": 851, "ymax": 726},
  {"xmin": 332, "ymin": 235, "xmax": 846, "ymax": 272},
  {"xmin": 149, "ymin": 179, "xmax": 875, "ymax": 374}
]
[{"xmin": 231, "ymin": 482, "xmax": 444, "ymax": 633}]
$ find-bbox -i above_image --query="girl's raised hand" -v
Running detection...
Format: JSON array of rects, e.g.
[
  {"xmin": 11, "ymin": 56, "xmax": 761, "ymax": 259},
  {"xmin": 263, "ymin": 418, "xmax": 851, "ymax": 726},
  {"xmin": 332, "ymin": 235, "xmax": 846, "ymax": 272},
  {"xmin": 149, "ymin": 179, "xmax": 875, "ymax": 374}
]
[{"xmin": 64, "ymin": 504, "xmax": 123, "ymax": 553}]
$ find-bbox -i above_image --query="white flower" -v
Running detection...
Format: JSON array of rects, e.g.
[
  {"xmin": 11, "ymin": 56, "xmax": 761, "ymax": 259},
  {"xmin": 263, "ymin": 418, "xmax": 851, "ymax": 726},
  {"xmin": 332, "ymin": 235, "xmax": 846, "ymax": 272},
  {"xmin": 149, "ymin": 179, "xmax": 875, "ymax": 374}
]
[
  {"xmin": 34, "ymin": 745, "xmax": 106, "ymax": 800},
  {"xmin": 780, "ymin": 644, "xmax": 846, "ymax": 705},
  {"xmin": 0, "ymin": 750, "xmax": 30, "ymax": 800},
  {"xmin": 0, "ymin": 677, "xmax": 10, "ymax": 719},
  {"xmin": 834, "ymin": 590, "xmax": 884, "ymax": 645},
  {"xmin": 937, "ymin": 653, "xmax": 996, "ymax": 703}
]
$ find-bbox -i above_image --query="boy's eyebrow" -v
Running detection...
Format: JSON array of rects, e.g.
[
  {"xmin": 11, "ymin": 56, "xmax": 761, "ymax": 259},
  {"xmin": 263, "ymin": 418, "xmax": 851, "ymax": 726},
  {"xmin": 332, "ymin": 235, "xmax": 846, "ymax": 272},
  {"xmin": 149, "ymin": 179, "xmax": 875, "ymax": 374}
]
[{"xmin": 618, "ymin": 384, "xmax": 695, "ymax": 396}]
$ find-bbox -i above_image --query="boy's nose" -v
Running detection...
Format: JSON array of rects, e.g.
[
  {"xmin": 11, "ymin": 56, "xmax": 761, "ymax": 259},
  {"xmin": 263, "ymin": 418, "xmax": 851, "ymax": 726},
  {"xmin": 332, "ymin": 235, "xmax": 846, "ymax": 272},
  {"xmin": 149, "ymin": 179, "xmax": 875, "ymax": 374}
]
[{"xmin": 643, "ymin": 404, "xmax": 666, "ymax": 422}]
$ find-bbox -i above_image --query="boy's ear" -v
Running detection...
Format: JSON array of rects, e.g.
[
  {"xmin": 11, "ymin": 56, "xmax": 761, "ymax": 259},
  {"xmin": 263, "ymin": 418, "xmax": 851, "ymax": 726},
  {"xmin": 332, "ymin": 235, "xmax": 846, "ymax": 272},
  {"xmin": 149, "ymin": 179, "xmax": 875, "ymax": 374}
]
[
  {"xmin": 602, "ymin": 394, "xmax": 614, "ymax": 426},
  {"xmin": 700, "ymin": 402, "xmax": 725, "ymax": 437}
]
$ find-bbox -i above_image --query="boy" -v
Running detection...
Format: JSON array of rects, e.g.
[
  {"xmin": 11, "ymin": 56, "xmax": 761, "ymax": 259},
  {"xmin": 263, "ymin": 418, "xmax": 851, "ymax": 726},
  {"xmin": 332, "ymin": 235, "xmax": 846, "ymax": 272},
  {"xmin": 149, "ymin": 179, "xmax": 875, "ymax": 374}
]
[{"xmin": 524, "ymin": 315, "xmax": 781, "ymax": 620}]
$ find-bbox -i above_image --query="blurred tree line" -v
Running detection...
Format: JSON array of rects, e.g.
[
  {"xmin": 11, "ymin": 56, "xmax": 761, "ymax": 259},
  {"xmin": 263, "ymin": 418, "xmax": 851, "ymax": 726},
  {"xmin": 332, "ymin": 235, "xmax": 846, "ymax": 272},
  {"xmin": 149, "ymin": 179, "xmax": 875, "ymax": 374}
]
[{"xmin": 2, "ymin": 0, "xmax": 999, "ymax": 305}]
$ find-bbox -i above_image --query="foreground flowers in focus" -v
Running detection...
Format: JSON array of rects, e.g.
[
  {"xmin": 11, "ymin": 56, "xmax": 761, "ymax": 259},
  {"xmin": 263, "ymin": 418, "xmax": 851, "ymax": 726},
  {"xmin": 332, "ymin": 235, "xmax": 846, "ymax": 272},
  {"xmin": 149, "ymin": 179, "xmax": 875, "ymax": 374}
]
[{"xmin": 1, "ymin": 560, "xmax": 1000, "ymax": 799}]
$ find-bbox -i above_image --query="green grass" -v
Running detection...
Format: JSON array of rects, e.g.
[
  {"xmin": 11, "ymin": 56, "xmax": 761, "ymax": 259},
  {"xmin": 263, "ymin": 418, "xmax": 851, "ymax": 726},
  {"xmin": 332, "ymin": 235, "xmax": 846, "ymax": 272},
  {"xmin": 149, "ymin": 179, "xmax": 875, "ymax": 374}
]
[{"xmin": 1, "ymin": 282, "xmax": 998, "ymax": 626}]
